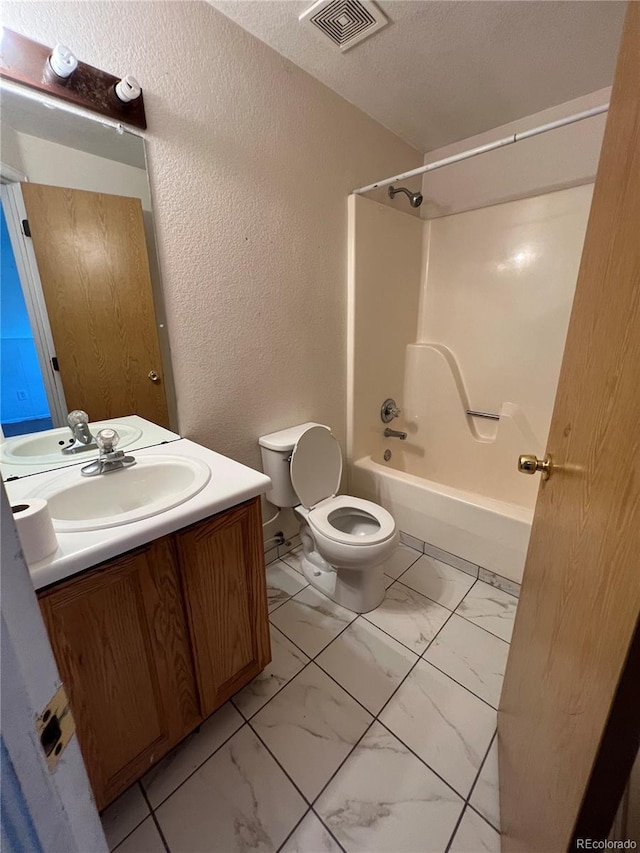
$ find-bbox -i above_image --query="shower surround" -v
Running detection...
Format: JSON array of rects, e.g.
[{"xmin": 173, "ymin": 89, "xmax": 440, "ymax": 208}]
[{"xmin": 347, "ymin": 186, "xmax": 593, "ymax": 583}]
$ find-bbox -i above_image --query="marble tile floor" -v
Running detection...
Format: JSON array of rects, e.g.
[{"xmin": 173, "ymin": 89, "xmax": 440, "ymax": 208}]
[{"xmin": 102, "ymin": 543, "xmax": 516, "ymax": 853}]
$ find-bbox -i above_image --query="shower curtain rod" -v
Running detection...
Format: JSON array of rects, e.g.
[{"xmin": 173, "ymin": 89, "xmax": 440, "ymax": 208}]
[{"xmin": 352, "ymin": 104, "xmax": 609, "ymax": 196}]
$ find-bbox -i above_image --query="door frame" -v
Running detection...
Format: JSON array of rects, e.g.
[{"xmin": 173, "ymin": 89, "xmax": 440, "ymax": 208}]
[
  {"xmin": 1, "ymin": 485, "xmax": 107, "ymax": 852},
  {"xmin": 0, "ymin": 180, "xmax": 68, "ymax": 427}
]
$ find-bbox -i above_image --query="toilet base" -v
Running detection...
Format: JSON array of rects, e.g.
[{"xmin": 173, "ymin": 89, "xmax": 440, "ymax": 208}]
[{"xmin": 298, "ymin": 528, "xmax": 386, "ymax": 614}]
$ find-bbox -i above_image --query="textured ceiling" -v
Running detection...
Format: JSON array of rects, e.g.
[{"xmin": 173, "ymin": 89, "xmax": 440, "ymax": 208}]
[{"xmin": 209, "ymin": 0, "xmax": 625, "ymax": 151}]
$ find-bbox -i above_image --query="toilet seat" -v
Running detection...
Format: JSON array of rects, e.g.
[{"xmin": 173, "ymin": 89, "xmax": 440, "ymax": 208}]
[
  {"xmin": 308, "ymin": 495, "xmax": 396, "ymax": 546},
  {"xmin": 290, "ymin": 425, "xmax": 342, "ymax": 509}
]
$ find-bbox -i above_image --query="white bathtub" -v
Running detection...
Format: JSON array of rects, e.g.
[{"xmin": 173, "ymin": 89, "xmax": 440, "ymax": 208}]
[{"xmin": 350, "ymin": 455, "xmax": 533, "ymax": 584}]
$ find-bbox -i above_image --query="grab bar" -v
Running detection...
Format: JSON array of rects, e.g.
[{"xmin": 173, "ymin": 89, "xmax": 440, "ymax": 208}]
[{"xmin": 466, "ymin": 410, "xmax": 500, "ymax": 421}]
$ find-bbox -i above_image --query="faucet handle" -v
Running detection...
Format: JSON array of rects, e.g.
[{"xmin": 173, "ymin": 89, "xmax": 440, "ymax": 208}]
[
  {"xmin": 381, "ymin": 398, "xmax": 402, "ymax": 423},
  {"xmin": 67, "ymin": 409, "xmax": 89, "ymax": 427},
  {"xmin": 96, "ymin": 428, "xmax": 120, "ymax": 454}
]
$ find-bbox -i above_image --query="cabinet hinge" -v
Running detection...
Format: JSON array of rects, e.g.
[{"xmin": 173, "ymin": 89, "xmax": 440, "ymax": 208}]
[{"xmin": 37, "ymin": 684, "xmax": 75, "ymax": 771}]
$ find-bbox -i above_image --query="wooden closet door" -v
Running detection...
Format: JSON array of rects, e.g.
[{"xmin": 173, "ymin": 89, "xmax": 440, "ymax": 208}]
[
  {"xmin": 21, "ymin": 183, "xmax": 170, "ymax": 426},
  {"xmin": 175, "ymin": 497, "xmax": 271, "ymax": 717},
  {"xmin": 39, "ymin": 538, "xmax": 200, "ymax": 809}
]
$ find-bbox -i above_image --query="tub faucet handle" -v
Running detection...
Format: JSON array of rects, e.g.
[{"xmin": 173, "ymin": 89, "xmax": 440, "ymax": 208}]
[{"xmin": 381, "ymin": 398, "xmax": 401, "ymax": 424}]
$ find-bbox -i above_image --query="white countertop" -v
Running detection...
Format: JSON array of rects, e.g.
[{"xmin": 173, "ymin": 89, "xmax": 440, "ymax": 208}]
[{"xmin": 5, "ymin": 439, "xmax": 271, "ymax": 591}]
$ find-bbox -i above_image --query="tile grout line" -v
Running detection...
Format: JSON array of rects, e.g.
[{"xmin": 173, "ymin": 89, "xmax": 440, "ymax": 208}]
[
  {"xmin": 465, "ymin": 728, "xmax": 501, "ymax": 835},
  {"xmin": 246, "ymin": 717, "xmax": 321, "ymax": 807},
  {"xmin": 256, "ymin": 572, "xmax": 478, "ymax": 839},
  {"xmin": 107, "ymin": 783, "xmax": 150, "ymax": 852},
  {"xmin": 373, "ymin": 717, "xmax": 467, "ymax": 802},
  {"xmin": 442, "ymin": 729, "xmax": 500, "ymax": 853},
  {"xmin": 451, "ymin": 608, "xmax": 513, "ymax": 646},
  {"xmin": 309, "ymin": 805, "xmax": 348, "ymax": 853},
  {"xmin": 416, "ymin": 657, "xmax": 502, "ymax": 712},
  {"xmin": 373, "ymin": 606, "xmax": 459, "ymax": 720},
  {"xmin": 141, "ymin": 714, "xmax": 245, "ymax": 813},
  {"xmin": 274, "ymin": 808, "xmax": 313, "ymax": 853},
  {"xmin": 453, "ymin": 578, "xmax": 517, "ymax": 643},
  {"xmin": 139, "ymin": 783, "xmax": 171, "ymax": 853},
  {"xmin": 467, "ymin": 800, "xmax": 501, "ymax": 837},
  {"xmin": 141, "ymin": 555, "xmax": 508, "ymax": 848},
  {"xmin": 108, "ymin": 547, "xmax": 508, "ymax": 852},
  {"xmin": 143, "ymin": 588, "xmax": 502, "ymax": 839},
  {"xmin": 235, "ymin": 657, "xmax": 316, "ymax": 723},
  {"xmin": 308, "ymin": 718, "xmax": 379, "ymax": 809}
]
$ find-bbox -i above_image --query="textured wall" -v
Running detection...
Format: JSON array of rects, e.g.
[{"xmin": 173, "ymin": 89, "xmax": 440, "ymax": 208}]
[{"xmin": 2, "ymin": 1, "xmax": 421, "ymax": 470}]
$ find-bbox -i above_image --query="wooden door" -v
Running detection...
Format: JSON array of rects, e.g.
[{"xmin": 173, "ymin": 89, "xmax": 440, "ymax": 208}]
[
  {"xmin": 39, "ymin": 538, "xmax": 200, "ymax": 809},
  {"xmin": 21, "ymin": 183, "xmax": 170, "ymax": 427},
  {"xmin": 498, "ymin": 6, "xmax": 640, "ymax": 851},
  {"xmin": 175, "ymin": 498, "xmax": 271, "ymax": 717}
]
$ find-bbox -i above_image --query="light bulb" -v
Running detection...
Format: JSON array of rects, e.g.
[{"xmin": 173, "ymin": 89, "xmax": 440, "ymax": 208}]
[
  {"xmin": 48, "ymin": 44, "xmax": 78, "ymax": 79},
  {"xmin": 115, "ymin": 75, "xmax": 141, "ymax": 103}
]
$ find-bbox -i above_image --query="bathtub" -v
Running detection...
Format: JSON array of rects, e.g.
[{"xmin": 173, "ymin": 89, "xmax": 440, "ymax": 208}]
[{"xmin": 350, "ymin": 455, "xmax": 533, "ymax": 584}]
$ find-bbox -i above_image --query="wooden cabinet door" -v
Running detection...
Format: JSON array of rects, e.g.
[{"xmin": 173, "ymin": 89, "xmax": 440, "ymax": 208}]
[
  {"xmin": 39, "ymin": 537, "xmax": 200, "ymax": 809},
  {"xmin": 175, "ymin": 497, "xmax": 271, "ymax": 716}
]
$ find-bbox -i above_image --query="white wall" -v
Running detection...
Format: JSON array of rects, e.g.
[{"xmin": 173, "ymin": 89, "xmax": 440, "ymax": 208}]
[
  {"xmin": 347, "ymin": 195, "xmax": 423, "ymax": 462},
  {"xmin": 1, "ymin": 129, "xmax": 151, "ymax": 210},
  {"xmin": 1, "ymin": 1, "xmax": 422, "ymax": 493},
  {"xmin": 418, "ymin": 184, "xmax": 594, "ymax": 450},
  {"xmin": 420, "ymin": 89, "xmax": 609, "ymax": 219}
]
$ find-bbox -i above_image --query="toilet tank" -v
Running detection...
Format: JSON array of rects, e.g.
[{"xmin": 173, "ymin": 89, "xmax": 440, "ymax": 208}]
[{"xmin": 258, "ymin": 422, "xmax": 326, "ymax": 508}]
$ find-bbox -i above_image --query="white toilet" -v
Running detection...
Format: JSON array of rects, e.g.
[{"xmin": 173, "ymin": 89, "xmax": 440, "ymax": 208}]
[{"xmin": 259, "ymin": 423, "xmax": 398, "ymax": 613}]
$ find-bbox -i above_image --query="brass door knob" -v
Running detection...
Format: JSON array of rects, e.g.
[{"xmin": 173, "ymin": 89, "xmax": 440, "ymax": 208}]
[
  {"xmin": 148, "ymin": 370, "xmax": 160, "ymax": 383},
  {"xmin": 518, "ymin": 453, "xmax": 553, "ymax": 480}
]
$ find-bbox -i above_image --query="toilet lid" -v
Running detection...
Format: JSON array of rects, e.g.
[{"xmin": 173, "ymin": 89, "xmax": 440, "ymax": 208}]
[{"xmin": 290, "ymin": 426, "xmax": 342, "ymax": 509}]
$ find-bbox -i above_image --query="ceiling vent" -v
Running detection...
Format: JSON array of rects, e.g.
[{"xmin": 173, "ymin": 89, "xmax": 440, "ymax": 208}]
[{"xmin": 299, "ymin": 0, "xmax": 389, "ymax": 52}]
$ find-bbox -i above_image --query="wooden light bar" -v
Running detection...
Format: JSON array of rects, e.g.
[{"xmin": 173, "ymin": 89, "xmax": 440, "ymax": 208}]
[{"xmin": 0, "ymin": 28, "xmax": 147, "ymax": 130}]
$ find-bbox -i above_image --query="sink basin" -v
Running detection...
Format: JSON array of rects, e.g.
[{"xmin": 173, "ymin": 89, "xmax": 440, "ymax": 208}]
[
  {"xmin": 30, "ymin": 455, "xmax": 211, "ymax": 532},
  {"xmin": 1, "ymin": 422, "xmax": 143, "ymax": 466}
]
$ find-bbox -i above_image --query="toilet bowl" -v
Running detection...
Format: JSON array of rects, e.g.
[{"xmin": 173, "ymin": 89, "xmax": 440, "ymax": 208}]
[{"xmin": 259, "ymin": 423, "xmax": 398, "ymax": 613}]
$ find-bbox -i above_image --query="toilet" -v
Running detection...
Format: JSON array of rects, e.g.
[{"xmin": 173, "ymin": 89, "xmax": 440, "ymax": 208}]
[{"xmin": 259, "ymin": 423, "xmax": 398, "ymax": 613}]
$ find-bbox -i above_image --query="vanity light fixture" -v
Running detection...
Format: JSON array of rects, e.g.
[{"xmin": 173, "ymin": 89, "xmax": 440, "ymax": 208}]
[
  {"xmin": 48, "ymin": 43, "xmax": 78, "ymax": 79},
  {"xmin": 115, "ymin": 75, "xmax": 141, "ymax": 103},
  {"xmin": 0, "ymin": 29, "xmax": 148, "ymax": 129}
]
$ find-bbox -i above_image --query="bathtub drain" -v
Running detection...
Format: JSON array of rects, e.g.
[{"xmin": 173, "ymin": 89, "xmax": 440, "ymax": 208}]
[{"xmin": 384, "ymin": 450, "xmax": 392, "ymax": 462}]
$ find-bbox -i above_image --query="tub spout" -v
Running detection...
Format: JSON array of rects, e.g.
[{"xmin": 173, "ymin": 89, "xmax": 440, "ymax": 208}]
[{"xmin": 384, "ymin": 428, "xmax": 407, "ymax": 440}]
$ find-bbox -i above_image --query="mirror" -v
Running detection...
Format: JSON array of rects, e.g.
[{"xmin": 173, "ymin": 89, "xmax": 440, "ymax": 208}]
[{"xmin": 0, "ymin": 82, "xmax": 179, "ymax": 480}]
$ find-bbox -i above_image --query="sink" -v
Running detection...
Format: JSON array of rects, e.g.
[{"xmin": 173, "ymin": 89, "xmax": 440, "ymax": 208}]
[
  {"xmin": 30, "ymin": 455, "xmax": 211, "ymax": 532},
  {"xmin": 2, "ymin": 421, "xmax": 143, "ymax": 466}
]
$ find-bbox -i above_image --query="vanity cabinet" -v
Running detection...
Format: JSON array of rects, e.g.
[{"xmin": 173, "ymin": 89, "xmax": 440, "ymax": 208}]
[
  {"xmin": 176, "ymin": 500, "xmax": 270, "ymax": 716},
  {"xmin": 38, "ymin": 497, "xmax": 270, "ymax": 810}
]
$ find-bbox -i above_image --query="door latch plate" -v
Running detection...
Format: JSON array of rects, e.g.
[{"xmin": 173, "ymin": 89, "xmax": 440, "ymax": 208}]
[{"xmin": 37, "ymin": 684, "xmax": 75, "ymax": 771}]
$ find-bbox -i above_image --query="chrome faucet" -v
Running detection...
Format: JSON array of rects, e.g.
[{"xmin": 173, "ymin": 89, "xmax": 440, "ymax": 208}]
[
  {"xmin": 384, "ymin": 428, "xmax": 407, "ymax": 440},
  {"xmin": 81, "ymin": 429, "xmax": 136, "ymax": 477},
  {"xmin": 62, "ymin": 410, "xmax": 97, "ymax": 454}
]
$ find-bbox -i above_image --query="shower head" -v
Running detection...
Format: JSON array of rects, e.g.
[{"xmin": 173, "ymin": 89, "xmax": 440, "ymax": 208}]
[{"xmin": 388, "ymin": 185, "xmax": 423, "ymax": 208}]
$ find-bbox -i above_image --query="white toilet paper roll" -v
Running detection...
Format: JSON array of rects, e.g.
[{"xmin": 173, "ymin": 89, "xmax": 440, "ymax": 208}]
[{"xmin": 12, "ymin": 499, "xmax": 58, "ymax": 566}]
